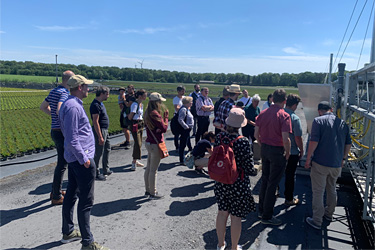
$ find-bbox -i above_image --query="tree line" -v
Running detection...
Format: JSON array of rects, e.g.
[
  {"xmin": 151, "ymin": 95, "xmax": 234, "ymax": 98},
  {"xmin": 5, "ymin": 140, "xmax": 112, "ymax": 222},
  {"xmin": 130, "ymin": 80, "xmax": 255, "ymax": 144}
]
[{"xmin": 0, "ymin": 60, "xmax": 338, "ymax": 86}]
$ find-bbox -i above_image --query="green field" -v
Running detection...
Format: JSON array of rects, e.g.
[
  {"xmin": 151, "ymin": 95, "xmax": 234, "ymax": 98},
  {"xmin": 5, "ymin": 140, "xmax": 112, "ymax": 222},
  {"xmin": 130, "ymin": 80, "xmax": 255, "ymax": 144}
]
[
  {"xmin": 0, "ymin": 78, "xmax": 298, "ymax": 158},
  {"xmin": 0, "ymin": 74, "xmax": 57, "ymax": 83}
]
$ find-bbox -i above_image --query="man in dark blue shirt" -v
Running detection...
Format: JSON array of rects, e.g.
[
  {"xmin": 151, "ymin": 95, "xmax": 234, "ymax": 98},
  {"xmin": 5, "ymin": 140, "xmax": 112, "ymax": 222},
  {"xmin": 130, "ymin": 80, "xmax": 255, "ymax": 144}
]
[
  {"xmin": 305, "ymin": 101, "xmax": 351, "ymax": 230},
  {"xmin": 90, "ymin": 86, "xmax": 111, "ymax": 181}
]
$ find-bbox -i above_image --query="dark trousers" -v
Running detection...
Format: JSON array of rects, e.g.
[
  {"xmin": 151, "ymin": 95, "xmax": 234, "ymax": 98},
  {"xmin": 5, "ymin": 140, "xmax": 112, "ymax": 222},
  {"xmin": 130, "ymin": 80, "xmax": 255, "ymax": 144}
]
[
  {"xmin": 174, "ymin": 134, "xmax": 180, "ymax": 150},
  {"xmin": 51, "ymin": 129, "xmax": 68, "ymax": 200},
  {"xmin": 284, "ymin": 154, "xmax": 300, "ymax": 201},
  {"xmin": 259, "ymin": 144, "xmax": 286, "ymax": 220},
  {"xmin": 179, "ymin": 128, "xmax": 192, "ymax": 163},
  {"xmin": 62, "ymin": 159, "xmax": 95, "ymax": 246},
  {"xmin": 195, "ymin": 116, "xmax": 210, "ymax": 144},
  {"xmin": 93, "ymin": 128, "xmax": 111, "ymax": 174},
  {"xmin": 242, "ymin": 125, "xmax": 255, "ymax": 142}
]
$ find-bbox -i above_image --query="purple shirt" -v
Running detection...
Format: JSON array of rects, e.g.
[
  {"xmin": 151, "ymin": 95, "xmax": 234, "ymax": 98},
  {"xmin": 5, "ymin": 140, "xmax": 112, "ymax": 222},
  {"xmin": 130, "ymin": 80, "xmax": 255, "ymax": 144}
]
[
  {"xmin": 195, "ymin": 95, "xmax": 214, "ymax": 116},
  {"xmin": 59, "ymin": 95, "xmax": 95, "ymax": 164}
]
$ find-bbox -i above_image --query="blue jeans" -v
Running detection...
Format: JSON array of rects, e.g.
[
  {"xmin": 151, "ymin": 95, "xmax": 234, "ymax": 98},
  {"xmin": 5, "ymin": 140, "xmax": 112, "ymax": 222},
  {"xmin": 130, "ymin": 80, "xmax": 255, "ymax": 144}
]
[
  {"xmin": 62, "ymin": 159, "xmax": 95, "ymax": 246},
  {"xmin": 179, "ymin": 128, "xmax": 192, "ymax": 163},
  {"xmin": 51, "ymin": 129, "xmax": 68, "ymax": 200},
  {"xmin": 258, "ymin": 144, "xmax": 286, "ymax": 220},
  {"xmin": 93, "ymin": 128, "xmax": 111, "ymax": 174}
]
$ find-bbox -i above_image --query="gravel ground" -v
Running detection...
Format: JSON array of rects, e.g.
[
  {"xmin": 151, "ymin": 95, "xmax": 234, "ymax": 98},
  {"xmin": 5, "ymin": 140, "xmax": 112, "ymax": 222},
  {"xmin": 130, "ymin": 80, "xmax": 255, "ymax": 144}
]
[{"xmin": 1, "ymin": 103, "xmax": 372, "ymax": 250}]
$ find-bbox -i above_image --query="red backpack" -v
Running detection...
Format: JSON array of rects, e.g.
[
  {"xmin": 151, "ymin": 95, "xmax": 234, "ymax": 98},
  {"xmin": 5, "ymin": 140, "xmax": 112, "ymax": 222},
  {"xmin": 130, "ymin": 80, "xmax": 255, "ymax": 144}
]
[{"xmin": 208, "ymin": 136, "xmax": 243, "ymax": 184}]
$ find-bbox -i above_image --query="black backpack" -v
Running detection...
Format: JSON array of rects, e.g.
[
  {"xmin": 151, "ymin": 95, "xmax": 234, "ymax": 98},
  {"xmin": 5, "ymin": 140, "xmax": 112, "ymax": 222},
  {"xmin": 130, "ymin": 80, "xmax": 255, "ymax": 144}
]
[{"xmin": 170, "ymin": 107, "xmax": 187, "ymax": 135}]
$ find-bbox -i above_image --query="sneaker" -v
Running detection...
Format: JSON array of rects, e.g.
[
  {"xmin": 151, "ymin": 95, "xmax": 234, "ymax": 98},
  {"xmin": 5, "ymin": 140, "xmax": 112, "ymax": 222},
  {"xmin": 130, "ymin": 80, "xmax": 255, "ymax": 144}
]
[
  {"xmin": 119, "ymin": 142, "xmax": 126, "ymax": 147},
  {"xmin": 217, "ymin": 242, "xmax": 226, "ymax": 250},
  {"xmin": 131, "ymin": 163, "xmax": 136, "ymax": 171},
  {"xmin": 61, "ymin": 229, "xmax": 81, "ymax": 244},
  {"xmin": 323, "ymin": 214, "xmax": 333, "ymax": 222},
  {"xmin": 51, "ymin": 196, "xmax": 64, "ymax": 205},
  {"xmin": 103, "ymin": 170, "xmax": 113, "ymax": 176},
  {"xmin": 306, "ymin": 217, "xmax": 321, "ymax": 230},
  {"xmin": 144, "ymin": 191, "xmax": 151, "ymax": 197},
  {"xmin": 81, "ymin": 241, "xmax": 110, "ymax": 250},
  {"xmin": 124, "ymin": 141, "xmax": 131, "ymax": 150},
  {"xmin": 258, "ymin": 213, "xmax": 263, "ymax": 219},
  {"xmin": 95, "ymin": 174, "xmax": 107, "ymax": 181},
  {"xmin": 236, "ymin": 245, "xmax": 243, "ymax": 250},
  {"xmin": 284, "ymin": 198, "xmax": 299, "ymax": 206},
  {"xmin": 261, "ymin": 216, "xmax": 282, "ymax": 226},
  {"xmin": 149, "ymin": 193, "xmax": 164, "ymax": 200},
  {"xmin": 195, "ymin": 168, "xmax": 204, "ymax": 174},
  {"xmin": 136, "ymin": 161, "xmax": 144, "ymax": 167}
]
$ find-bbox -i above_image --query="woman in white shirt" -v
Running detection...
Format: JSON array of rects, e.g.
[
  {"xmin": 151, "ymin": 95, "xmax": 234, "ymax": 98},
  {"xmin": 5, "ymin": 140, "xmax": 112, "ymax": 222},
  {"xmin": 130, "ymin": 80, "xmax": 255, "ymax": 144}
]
[
  {"xmin": 262, "ymin": 93, "xmax": 273, "ymax": 110},
  {"xmin": 128, "ymin": 89, "xmax": 147, "ymax": 170}
]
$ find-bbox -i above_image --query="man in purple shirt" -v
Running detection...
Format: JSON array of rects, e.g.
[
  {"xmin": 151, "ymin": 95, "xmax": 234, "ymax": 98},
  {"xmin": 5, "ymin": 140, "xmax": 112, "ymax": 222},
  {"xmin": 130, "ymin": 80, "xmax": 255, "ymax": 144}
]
[
  {"xmin": 59, "ymin": 75, "xmax": 109, "ymax": 250},
  {"xmin": 40, "ymin": 70, "xmax": 75, "ymax": 205},
  {"xmin": 194, "ymin": 87, "xmax": 214, "ymax": 144}
]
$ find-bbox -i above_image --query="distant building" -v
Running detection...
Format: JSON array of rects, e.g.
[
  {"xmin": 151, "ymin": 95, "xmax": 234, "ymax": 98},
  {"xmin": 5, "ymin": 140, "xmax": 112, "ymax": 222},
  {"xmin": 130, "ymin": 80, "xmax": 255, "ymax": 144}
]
[{"xmin": 199, "ymin": 80, "xmax": 215, "ymax": 84}]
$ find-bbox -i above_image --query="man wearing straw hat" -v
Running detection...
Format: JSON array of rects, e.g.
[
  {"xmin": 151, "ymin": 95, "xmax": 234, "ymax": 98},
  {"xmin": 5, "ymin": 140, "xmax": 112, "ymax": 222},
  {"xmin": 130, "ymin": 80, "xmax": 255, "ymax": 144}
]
[{"xmin": 213, "ymin": 84, "xmax": 241, "ymax": 133}]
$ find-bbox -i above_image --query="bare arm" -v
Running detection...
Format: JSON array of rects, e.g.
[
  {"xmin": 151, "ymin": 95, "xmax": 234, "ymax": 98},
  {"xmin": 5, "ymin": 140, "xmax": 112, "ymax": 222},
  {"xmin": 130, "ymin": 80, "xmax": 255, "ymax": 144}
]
[
  {"xmin": 295, "ymin": 135, "xmax": 304, "ymax": 159},
  {"xmin": 40, "ymin": 100, "xmax": 51, "ymax": 116},
  {"xmin": 254, "ymin": 126, "xmax": 260, "ymax": 143},
  {"xmin": 342, "ymin": 144, "xmax": 352, "ymax": 167},
  {"xmin": 92, "ymin": 114, "xmax": 104, "ymax": 145},
  {"xmin": 282, "ymin": 131, "xmax": 291, "ymax": 160},
  {"xmin": 56, "ymin": 102, "xmax": 63, "ymax": 115},
  {"xmin": 304, "ymin": 141, "xmax": 318, "ymax": 169},
  {"xmin": 174, "ymin": 104, "xmax": 180, "ymax": 113}
]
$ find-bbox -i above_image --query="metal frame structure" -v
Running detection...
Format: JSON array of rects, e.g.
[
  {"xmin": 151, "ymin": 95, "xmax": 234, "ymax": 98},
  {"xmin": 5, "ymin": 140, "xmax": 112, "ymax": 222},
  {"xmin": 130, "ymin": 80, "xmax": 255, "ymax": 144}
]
[{"xmin": 339, "ymin": 62, "xmax": 375, "ymax": 223}]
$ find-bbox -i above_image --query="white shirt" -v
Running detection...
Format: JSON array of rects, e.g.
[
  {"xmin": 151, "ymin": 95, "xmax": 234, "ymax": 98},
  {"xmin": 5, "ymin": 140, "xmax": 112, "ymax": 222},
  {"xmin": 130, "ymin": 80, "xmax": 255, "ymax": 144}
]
[
  {"xmin": 130, "ymin": 102, "xmax": 143, "ymax": 120},
  {"xmin": 239, "ymin": 96, "xmax": 252, "ymax": 107},
  {"xmin": 173, "ymin": 96, "xmax": 184, "ymax": 114},
  {"xmin": 262, "ymin": 101, "xmax": 273, "ymax": 110}
]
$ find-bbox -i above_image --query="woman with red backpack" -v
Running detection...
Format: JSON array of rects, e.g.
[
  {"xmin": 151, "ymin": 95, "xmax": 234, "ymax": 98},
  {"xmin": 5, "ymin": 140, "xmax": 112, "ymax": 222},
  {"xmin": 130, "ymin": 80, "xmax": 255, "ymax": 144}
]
[{"xmin": 213, "ymin": 108, "xmax": 256, "ymax": 250}]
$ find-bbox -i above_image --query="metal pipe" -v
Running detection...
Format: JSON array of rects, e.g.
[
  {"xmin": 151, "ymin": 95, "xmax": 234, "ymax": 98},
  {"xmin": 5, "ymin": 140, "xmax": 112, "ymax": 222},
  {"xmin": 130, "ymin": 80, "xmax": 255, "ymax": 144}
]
[{"xmin": 328, "ymin": 53, "xmax": 333, "ymax": 84}]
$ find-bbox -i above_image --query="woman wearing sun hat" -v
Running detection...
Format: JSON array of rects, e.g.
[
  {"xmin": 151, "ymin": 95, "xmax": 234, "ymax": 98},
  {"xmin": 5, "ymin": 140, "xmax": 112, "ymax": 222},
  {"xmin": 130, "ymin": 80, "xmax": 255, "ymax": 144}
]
[
  {"xmin": 214, "ymin": 108, "xmax": 256, "ymax": 250},
  {"xmin": 143, "ymin": 92, "xmax": 169, "ymax": 199}
]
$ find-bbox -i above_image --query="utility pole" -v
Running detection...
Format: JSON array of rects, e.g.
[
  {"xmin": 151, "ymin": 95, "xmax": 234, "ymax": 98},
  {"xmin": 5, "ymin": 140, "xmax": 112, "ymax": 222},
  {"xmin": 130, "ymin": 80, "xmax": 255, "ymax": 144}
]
[
  {"xmin": 55, "ymin": 55, "xmax": 58, "ymax": 85},
  {"xmin": 328, "ymin": 53, "xmax": 333, "ymax": 84}
]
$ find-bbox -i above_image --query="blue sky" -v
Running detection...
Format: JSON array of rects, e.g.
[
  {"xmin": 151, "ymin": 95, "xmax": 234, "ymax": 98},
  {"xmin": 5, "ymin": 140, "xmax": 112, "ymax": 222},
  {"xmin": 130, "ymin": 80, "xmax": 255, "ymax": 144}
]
[{"xmin": 1, "ymin": 0, "xmax": 374, "ymax": 75}]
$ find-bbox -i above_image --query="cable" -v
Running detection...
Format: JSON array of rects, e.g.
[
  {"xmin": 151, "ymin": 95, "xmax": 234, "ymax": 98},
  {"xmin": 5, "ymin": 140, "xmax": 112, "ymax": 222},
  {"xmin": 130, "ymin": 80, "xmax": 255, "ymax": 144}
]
[
  {"xmin": 337, "ymin": 0, "xmax": 369, "ymax": 70},
  {"xmin": 333, "ymin": 0, "xmax": 359, "ymax": 71},
  {"xmin": 357, "ymin": 0, "xmax": 375, "ymax": 70}
]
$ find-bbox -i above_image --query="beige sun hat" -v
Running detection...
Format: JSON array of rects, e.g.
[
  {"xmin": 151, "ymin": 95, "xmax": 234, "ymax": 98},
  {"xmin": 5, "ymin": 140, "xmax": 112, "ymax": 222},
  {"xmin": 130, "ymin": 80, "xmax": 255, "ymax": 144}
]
[
  {"xmin": 227, "ymin": 84, "xmax": 241, "ymax": 94},
  {"xmin": 149, "ymin": 92, "xmax": 166, "ymax": 102},
  {"xmin": 67, "ymin": 75, "xmax": 93, "ymax": 88},
  {"xmin": 225, "ymin": 108, "xmax": 247, "ymax": 128}
]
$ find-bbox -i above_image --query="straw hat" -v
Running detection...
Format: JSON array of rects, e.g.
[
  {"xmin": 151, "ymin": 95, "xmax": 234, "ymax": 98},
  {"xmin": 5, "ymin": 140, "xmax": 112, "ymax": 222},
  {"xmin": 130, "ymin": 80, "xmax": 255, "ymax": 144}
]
[
  {"xmin": 227, "ymin": 84, "xmax": 241, "ymax": 94},
  {"xmin": 225, "ymin": 108, "xmax": 247, "ymax": 128}
]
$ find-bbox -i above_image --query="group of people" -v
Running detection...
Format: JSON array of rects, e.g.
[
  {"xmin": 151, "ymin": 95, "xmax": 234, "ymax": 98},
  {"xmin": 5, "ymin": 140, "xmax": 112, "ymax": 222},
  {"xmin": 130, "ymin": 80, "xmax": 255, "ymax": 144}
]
[{"xmin": 40, "ymin": 70, "xmax": 351, "ymax": 250}]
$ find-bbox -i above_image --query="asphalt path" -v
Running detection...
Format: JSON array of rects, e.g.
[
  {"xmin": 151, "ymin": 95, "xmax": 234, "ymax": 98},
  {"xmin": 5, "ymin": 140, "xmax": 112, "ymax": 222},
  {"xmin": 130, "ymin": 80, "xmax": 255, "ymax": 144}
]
[{"xmin": 0, "ymin": 103, "xmax": 373, "ymax": 249}]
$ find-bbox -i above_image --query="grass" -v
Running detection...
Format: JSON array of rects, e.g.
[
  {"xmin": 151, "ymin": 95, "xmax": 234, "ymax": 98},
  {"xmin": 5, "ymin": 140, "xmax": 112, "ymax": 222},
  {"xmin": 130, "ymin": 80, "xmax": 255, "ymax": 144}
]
[
  {"xmin": 0, "ymin": 75, "xmax": 300, "ymax": 158},
  {"xmin": 0, "ymin": 74, "xmax": 56, "ymax": 83}
]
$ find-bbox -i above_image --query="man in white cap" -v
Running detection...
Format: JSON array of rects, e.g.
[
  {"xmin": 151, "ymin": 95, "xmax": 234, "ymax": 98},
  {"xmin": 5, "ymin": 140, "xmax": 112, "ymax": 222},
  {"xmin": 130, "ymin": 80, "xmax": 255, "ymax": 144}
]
[
  {"xmin": 59, "ymin": 75, "xmax": 109, "ymax": 250},
  {"xmin": 213, "ymin": 84, "xmax": 241, "ymax": 133}
]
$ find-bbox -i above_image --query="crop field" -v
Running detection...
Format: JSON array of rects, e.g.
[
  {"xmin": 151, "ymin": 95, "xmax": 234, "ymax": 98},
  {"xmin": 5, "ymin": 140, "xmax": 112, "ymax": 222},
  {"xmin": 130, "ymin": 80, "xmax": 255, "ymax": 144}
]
[
  {"xmin": 0, "ymin": 79, "xmax": 298, "ymax": 159},
  {"xmin": 0, "ymin": 74, "xmax": 56, "ymax": 83}
]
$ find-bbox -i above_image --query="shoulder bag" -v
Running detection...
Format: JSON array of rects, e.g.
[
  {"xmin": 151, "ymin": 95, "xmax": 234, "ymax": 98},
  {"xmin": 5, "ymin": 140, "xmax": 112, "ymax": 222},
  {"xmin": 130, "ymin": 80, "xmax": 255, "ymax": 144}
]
[{"xmin": 147, "ymin": 125, "xmax": 169, "ymax": 159}]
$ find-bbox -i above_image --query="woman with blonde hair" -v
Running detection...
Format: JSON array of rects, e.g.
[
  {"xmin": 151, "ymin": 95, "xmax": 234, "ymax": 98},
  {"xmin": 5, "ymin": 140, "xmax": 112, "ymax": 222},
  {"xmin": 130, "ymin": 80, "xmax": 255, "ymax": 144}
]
[
  {"xmin": 178, "ymin": 96, "xmax": 194, "ymax": 164},
  {"xmin": 144, "ymin": 92, "xmax": 169, "ymax": 199}
]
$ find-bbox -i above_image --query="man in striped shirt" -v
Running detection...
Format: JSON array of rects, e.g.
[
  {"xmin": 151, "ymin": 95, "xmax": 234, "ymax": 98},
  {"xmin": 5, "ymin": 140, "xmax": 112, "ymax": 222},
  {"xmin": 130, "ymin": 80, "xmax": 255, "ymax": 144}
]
[
  {"xmin": 195, "ymin": 87, "xmax": 214, "ymax": 144},
  {"xmin": 40, "ymin": 70, "xmax": 75, "ymax": 205}
]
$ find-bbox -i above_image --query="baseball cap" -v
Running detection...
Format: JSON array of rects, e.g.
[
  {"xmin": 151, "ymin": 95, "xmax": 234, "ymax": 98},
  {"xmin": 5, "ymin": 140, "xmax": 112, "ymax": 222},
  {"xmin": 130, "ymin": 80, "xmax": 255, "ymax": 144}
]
[
  {"xmin": 67, "ymin": 75, "xmax": 93, "ymax": 88},
  {"xmin": 149, "ymin": 92, "xmax": 166, "ymax": 102}
]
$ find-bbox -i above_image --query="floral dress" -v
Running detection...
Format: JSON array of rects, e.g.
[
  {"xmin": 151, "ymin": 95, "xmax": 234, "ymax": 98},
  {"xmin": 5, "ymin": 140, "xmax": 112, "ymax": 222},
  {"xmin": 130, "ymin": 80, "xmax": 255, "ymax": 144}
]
[{"xmin": 213, "ymin": 132, "xmax": 256, "ymax": 218}]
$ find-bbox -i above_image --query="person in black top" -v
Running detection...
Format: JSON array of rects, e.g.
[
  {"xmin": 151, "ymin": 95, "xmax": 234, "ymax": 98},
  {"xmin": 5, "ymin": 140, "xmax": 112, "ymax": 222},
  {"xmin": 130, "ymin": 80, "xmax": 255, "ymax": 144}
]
[
  {"xmin": 90, "ymin": 86, "xmax": 111, "ymax": 181},
  {"xmin": 192, "ymin": 131, "xmax": 215, "ymax": 173},
  {"xmin": 214, "ymin": 86, "xmax": 230, "ymax": 135},
  {"xmin": 190, "ymin": 84, "xmax": 200, "ymax": 136}
]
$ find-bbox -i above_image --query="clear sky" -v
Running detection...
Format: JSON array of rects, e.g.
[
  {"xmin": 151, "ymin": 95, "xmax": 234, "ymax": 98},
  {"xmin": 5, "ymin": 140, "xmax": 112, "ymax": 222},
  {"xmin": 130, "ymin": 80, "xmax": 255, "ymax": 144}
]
[{"xmin": 1, "ymin": 0, "xmax": 374, "ymax": 75}]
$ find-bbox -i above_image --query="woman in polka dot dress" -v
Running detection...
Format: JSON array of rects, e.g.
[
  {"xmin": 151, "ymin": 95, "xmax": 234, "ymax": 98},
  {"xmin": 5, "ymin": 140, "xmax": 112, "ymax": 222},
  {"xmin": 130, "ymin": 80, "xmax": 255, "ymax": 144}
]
[{"xmin": 214, "ymin": 108, "xmax": 256, "ymax": 250}]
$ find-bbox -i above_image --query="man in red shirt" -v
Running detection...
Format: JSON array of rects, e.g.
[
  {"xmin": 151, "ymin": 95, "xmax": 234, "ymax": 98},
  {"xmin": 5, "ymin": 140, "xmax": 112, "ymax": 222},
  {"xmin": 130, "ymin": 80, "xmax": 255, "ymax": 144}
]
[{"xmin": 254, "ymin": 89, "xmax": 291, "ymax": 226}]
